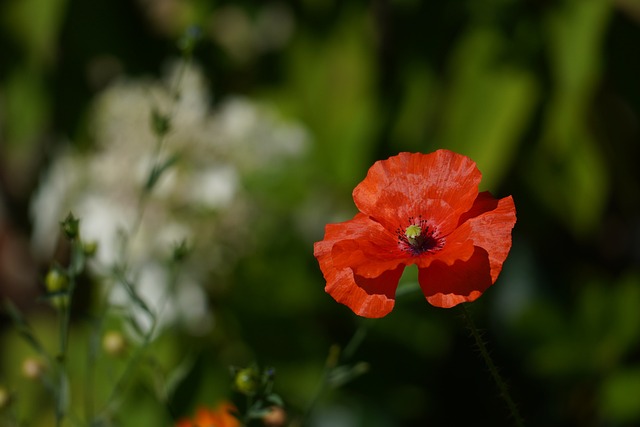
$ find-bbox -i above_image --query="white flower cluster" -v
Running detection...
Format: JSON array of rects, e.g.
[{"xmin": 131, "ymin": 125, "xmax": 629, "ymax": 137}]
[{"xmin": 30, "ymin": 60, "xmax": 309, "ymax": 337}]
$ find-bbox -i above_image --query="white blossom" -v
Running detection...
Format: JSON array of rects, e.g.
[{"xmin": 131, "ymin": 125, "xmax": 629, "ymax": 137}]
[{"xmin": 30, "ymin": 60, "xmax": 309, "ymax": 337}]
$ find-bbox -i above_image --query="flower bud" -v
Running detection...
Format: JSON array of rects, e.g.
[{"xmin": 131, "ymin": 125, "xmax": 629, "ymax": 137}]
[
  {"xmin": 151, "ymin": 108, "xmax": 171, "ymax": 137},
  {"xmin": 102, "ymin": 331, "xmax": 127, "ymax": 356},
  {"xmin": 22, "ymin": 357, "xmax": 46, "ymax": 380},
  {"xmin": 178, "ymin": 25, "xmax": 202, "ymax": 55},
  {"xmin": 60, "ymin": 213, "xmax": 80, "ymax": 240},
  {"xmin": 234, "ymin": 367, "xmax": 259, "ymax": 395},
  {"xmin": 83, "ymin": 241, "xmax": 98, "ymax": 257},
  {"xmin": 45, "ymin": 268, "xmax": 69, "ymax": 309},
  {"xmin": 262, "ymin": 406, "xmax": 287, "ymax": 427},
  {"xmin": 172, "ymin": 240, "xmax": 190, "ymax": 262}
]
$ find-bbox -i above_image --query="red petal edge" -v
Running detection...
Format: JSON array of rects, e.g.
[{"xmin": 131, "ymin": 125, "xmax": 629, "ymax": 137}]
[
  {"xmin": 314, "ymin": 214, "xmax": 405, "ymax": 318},
  {"xmin": 418, "ymin": 192, "xmax": 516, "ymax": 308},
  {"xmin": 459, "ymin": 192, "xmax": 517, "ymax": 282},
  {"xmin": 418, "ymin": 246, "xmax": 492, "ymax": 308},
  {"xmin": 352, "ymin": 150, "xmax": 482, "ymax": 233}
]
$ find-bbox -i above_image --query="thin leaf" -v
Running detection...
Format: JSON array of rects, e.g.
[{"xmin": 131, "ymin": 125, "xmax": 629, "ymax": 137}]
[
  {"xmin": 3, "ymin": 300, "xmax": 50, "ymax": 359},
  {"xmin": 144, "ymin": 154, "xmax": 179, "ymax": 192}
]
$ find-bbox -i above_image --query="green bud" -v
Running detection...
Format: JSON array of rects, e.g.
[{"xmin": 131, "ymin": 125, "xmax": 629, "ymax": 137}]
[
  {"xmin": 151, "ymin": 108, "xmax": 171, "ymax": 137},
  {"xmin": 45, "ymin": 268, "xmax": 69, "ymax": 309},
  {"xmin": 45, "ymin": 268, "xmax": 68, "ymax": 292},
  {"xmin": 102, "ymin": 331, "xmax": 127, "ymax": 357},
  {"xmin": 234, "ymin": 367, "xmax": 259, "ymax": 396},
  {"xmin": 172, "ymin": 240, "xmax": 190, "ymax": 262},
  {"xmin": 22, "ymin": 357, "xmax": 46, "ymax": 380},
  {"xmin": 83, "ymin": 241, "xmax": 98, "ymax": 257},
  {"xmin": 61, "ymin": 212, "xmax": 80, "ymax": 240},
  {"xmin": 177, "ymin": 26, "xmax": 202, "ymax": 55}
]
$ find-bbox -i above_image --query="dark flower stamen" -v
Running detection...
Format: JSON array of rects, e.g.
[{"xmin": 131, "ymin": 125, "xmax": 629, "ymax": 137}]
[{"xmin": 396, "ymin": 216, "xmax": 443, "ymax": 256}]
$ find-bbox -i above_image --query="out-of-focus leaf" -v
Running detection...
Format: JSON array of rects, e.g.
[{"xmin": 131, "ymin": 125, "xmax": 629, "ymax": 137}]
[
  {"xmin": 389, "ymin": 64, "xmax": 438, "ymax": 151},
  {"xmin": 546, "ymin": 0, "xmax": 611, "ymax": 112},
  {"xmin": 574, "ymin": 275, "xmax": 640, "ymax": 369},
  {"xmin": 271, "ymin": 12, "xmax": 378, "ymax": 190},
  {"xmin": 3, "ymin": 301, "xmax": 50, "ymax": 360},
  {"xmin": 438, "ymin": 27, "xmax": 538, "ymax": 190},
  {"xmin": 600, "ymin": 367, "xmax": 640, "ymax": 423},
  {"xmin": 527, "ymin": 0, "xmax": 612, "ymax": 236},
  {"xmin": 2, "ymin": 0, "xmax": 68, "ymax": 64},
  {"xmin": 522, "ymin": 273, "xmax": 640, "ymax": 378},
  {"xmin": 2, "ymin": 68, "xmax": 49, "ymax": 147},
  {"xmin": 266, "ymin": 393, "xmax": 284, "ymax": 407},
  {"xmin": 609, "ymin": 275, "xmax": 640, "ymax": 355},
  {"xmin": 164, "ymin": 355, "xmax": 196, "ymax": 399},
  {"xmin": 150, "ymin": 108, "xmax": 172, "ymax": 138},
  {"xmin": 527, "ymin": 130, "xmax": 609, "ymax": 236},
  {"xmin": 145, "ymin": 153, "xmax": 180, "ymax": 193},
  {"xmin": 327, "ymin": 362, "xmax": 369, "ymax": 389}
]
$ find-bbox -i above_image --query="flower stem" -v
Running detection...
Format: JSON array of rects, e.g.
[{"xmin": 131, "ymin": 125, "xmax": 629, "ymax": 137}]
[{"xmin": 460, "ymin": 304, "xmax": 524, "ymax": 427}]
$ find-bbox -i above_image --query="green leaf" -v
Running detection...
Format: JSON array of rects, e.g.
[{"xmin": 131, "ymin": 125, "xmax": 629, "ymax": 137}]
[
  {"xmin": 600, "ymin": 367, "xmax": 640, "ymax": 423},
  {"xmin": 527, "ymin": 129, "xmax": 609, "ymax": 236},
  {"xmin": 150, "ymin": 108, "xmax": 171, "ymax": 137},
  {"xmin": 438, "ymin": 27, "xmax": 538, "ymax": 190},
  {"xmin": 266, "ymin": 393, "xmax": 284, "ymax": 407},
  {"xmin": 327, "ymin": 362, "xmax": 369, "ymax": 389},
  {"xmin": 526, "ymin": 0, "xmax": 612, "ymax": 236},
  {"xmin": 144, "ymin": 154, "xmax": 179, "ymax": 192},
  {"xmin": 272, "ymin": 12, "xmax": 378, "ymax": 190},
  {"xmin": 164, "ymin": 355, "xmax": 196, "ymax": 398},
  {"xmin": 2, "ymin": 300, "xmax": 50, "ymax": 360}
]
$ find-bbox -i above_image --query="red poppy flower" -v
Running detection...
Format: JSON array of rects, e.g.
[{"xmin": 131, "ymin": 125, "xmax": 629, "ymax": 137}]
[
  {"xmin": 313, "ymin": 150, "xmax": 516, "ymax": 318},
  {"xmin": 175, "ymin": 401, "xmax": 240, "ymax": 427}
]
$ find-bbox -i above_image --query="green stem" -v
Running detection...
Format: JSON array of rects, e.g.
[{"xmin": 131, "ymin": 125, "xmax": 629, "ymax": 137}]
[
  {"xmin": 461, "ymin": 304, "xmax": 524, "ymax": 427},
  {"xmin": 241, "ymin": 394, "xmax": 253, "ymax": 427},
  {"xmin": 56, "ymin": 260, "xmax": 78, "ymax": 427}
]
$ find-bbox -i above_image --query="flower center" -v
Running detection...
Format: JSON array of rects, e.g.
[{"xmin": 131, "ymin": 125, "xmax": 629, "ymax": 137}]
[
  {"xmin": 396, "ymin": 216, "xmax": 443, "ymax": 256},
  {"xmin": 405, "ymin": 224, "xmax": 423, "ymax": 245}
]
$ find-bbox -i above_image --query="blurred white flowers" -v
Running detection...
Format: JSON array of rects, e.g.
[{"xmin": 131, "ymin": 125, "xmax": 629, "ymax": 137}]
[{"xmin": 30, "ymin": 60, "xmax": 309, "ymax": 337}]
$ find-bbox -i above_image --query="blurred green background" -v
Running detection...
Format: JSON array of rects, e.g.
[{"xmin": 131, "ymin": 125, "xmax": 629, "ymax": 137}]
[{"xmin": 1, "ymin": 0, "xmax": 640, "ymax": 426}]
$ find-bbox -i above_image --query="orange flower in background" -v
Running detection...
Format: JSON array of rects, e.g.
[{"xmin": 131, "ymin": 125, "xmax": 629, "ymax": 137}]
[
  {"xmin": 314, "ymin": 150, "xmax": 517, "ymax": 318},
  {"xmin": 175, "ymin": 401, "xmax": 240, "ymax": 427}
]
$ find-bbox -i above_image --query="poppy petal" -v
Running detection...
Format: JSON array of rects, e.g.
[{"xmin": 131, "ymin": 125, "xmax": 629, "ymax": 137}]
[
  {"xmin": 314, "ymin": 215, "xmax": 405, "ymax": 317},
  {"xmin": 459, "ymin": 193, "xmax": 516, "ymax": 282},
  {"xmin": 316, "ymin": 213, "xmax": 406, "ymax": 278},
  {"xmin": 316, "ymin": 243, "xmax": 403, "ymax": 317},
  {"xmin": 418, "ymin": 246, "xmax": 493, "ymax": 308},
  {"xmin": 352, "ymin": 150, "xmax": 481, "ymax": 233},
  {"xmin": 331, "ymin": 266, "xmax": 405, "ymax": 317},
  {"xmin": 414, "ymin": 220, "xmax": 475, "ymax": 270}
]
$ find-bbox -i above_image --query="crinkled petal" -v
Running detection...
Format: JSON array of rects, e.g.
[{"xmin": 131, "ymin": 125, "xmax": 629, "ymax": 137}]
[
  {"xmin": 418, "ymin": 246, "xmax": 493, "ymax": 308},
  {"xmin": 414, "ymin": 220, "xmax": 475, "ymax": 269},
  {"xmin": 352, "ymin": 150, "xmax": 481, "ymax": 233},
  {"xmin": 329, "ymin": 217, "xmax": 409, "ymax": 278},
  {"xmin": 314, "ymin": 214, "xmax": 405, "ymax": 317},
  {"xmin": 327, "ymin": 265, "xmax": 405, "ymax": 318},
  {"xmin": 458, "ymin": 192, "xmax": 516, "ymax": 282}
]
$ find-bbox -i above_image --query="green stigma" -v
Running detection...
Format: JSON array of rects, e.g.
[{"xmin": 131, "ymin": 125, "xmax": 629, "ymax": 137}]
[{"xmin": 405, "ymin": 224, "xmax": 422, "ymax": 245}]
